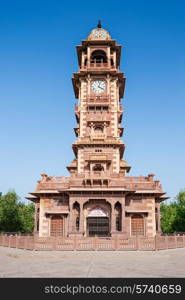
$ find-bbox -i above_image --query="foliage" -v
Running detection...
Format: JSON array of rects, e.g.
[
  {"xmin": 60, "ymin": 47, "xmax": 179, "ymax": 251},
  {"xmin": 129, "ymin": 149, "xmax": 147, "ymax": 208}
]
[
  {"xmin": 160, "ymin": 202, "xmax": 177, "ymax": 233},
  {"xmin": 172, "ymin": 190, "xmax": 185, "ymax": 232},
  {"xmin": 160, "ymin": 189, "xmax": 185, "ymax": 233},
  {"xmin": 17, "ymin": 202, "xmax": 35, "ymax": 233},
  {"xmin": 0, "ymin": 190, "xmax": 34, "ymax": 233}
]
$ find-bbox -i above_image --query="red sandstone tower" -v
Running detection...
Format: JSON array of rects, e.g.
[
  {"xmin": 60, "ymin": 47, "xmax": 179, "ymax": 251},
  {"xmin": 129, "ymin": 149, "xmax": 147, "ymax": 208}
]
[{"xmin": 27, "ymin": 23, "xmax": 167, "ymax": 238}]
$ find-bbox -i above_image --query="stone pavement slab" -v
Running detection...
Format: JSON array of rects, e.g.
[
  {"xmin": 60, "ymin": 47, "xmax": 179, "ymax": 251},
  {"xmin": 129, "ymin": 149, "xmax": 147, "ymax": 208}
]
[{"xmin": 0, "ymin": 246, "xmax": 185, "ymax": 278}]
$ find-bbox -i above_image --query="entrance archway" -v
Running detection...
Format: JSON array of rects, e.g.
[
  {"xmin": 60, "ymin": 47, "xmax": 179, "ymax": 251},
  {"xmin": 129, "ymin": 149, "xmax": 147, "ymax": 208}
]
[{"xmin": 87, "ymin": 206, "xmax": 110, "ymax": 237}]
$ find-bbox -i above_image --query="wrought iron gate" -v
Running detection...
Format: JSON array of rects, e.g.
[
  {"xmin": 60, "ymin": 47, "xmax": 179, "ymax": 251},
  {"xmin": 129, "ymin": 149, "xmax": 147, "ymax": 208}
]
[{"xmin": 87, "ymin": 217, "xmax": 110, "ymax": 237}]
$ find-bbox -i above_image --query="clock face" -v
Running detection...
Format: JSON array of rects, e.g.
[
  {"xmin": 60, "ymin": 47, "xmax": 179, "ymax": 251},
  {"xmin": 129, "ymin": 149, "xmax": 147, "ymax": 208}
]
[{"xmin": 91, "ymin": 80, "xmax": 106, "ymax": 94}]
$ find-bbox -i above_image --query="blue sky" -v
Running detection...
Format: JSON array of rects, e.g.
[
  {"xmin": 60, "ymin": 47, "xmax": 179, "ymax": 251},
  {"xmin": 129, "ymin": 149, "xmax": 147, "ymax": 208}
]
[{"xmin": 0, "ymin": 0, "xmax": 185, "ymax": 202}]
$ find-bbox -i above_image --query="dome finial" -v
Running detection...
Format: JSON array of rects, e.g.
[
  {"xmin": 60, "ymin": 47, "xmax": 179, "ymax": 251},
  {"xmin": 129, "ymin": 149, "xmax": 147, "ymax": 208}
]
[{"xmin": 97, "ymin": 20, "xmax": 102, "ymax": 28}]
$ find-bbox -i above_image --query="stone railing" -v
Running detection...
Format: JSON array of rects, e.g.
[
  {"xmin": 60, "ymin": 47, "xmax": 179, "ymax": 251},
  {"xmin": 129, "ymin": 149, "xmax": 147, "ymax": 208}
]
[
  {"xmin": 1, "ymin": 234, "xmax": 185, "ymax": 251},
  {"xmin": 87, "ymin": 96, "xmax": 109, "ymax": 103},
  {"xmin": 37, "ymin": 183, "xmax": 69, "ymax": 191},
  {"xmin": 81, "ymin": 62, "xmax": 115, "ymax": 71},
  {"xmin": 36, "ymin": 175, "xmax": 70, "ymax": 191},
  {"xmin": 36, "ymin": 174, "xmax": 162, "ymax": 192},
  {"xmin": 91, "ymin": 133, "xmax": 106, "ymax": 140},
  {"xmin": 0, "ymin": 234, "xmax": 34, "ymax": 250}
]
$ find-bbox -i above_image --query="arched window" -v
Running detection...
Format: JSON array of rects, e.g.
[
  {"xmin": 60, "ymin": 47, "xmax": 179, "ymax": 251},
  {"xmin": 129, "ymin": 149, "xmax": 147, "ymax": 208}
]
[
  {"xmin": 91, "ymin": 50, "xmax": 107, "ymax": 63},
  {"xmin": 115, "ymin": 202, "xmax": 121, "ymax": 231},
  {"xmin": 73, "ymin": 202, "xmax": 80, "ymax": 231}
]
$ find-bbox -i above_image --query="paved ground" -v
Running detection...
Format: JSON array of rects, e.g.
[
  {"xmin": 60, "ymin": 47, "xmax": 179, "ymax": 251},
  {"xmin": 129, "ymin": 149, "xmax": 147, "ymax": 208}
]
[{"xmin": 0, "ymin": 246, "xmax": 185, "ymax": 277}]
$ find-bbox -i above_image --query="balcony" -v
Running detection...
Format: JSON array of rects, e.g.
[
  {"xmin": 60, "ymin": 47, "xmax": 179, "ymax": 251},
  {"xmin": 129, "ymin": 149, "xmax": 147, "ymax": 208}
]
[
  {"xmin": 35, "ymin": 173, "xmax": 163, "ymax": 193},
  {"xmin": 80, "ymin": 60, "xmax": 116, "ymax": 71},
  {"xmin": 91, "ymin": 61, "xmax": 108, "ymax": 68},
  {"xmin": 87, "ymin": 95, "xmax": 110, "ymax": 104}
]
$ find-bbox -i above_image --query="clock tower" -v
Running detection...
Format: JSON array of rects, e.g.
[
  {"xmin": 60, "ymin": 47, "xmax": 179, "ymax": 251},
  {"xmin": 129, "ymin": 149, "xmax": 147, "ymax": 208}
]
[
  {"xmin": 28, "ymin": 23, "xmax": 167, "ymax": 239},
  {"xmin": 70, "ymin": 21, "xmax": 129, "ymax": 178}
]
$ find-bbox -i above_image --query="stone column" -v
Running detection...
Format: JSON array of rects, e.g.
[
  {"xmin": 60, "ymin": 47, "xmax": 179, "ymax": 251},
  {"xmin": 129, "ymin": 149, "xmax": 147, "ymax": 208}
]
[
  {"xmin": 34, "ymin": 203, "xmax": 40, "ymax": 234},
  {"xmin": 81, "ymin": 51, "xmax": 85, "ymax": 68},
  {"xmin": 68, "ymin": 201, "xmax": 74, "ymax": 234},
  {"xmin": 113, "ymin": 51, "xmax": 116, "ymax": 68},
  {"xmin": 111, "ymin": 200, "xmax": 117, "ymax": 236},
  {"xmin": 79, "ymin": 203, "xmax": 84, "ymax": 235},
  {"xmin": 107, "ymin": 74, "xmax": 110, "ymax": 101},
  {"xmin": 121, "ymin": 196, "xmax": 127, "ymax": 236},
  {"xmin": 33, "ymin": 204, "xmax": 38, "ymax": 233},
  {"xmin": 87, "ymin": 47, "xmax": 90, "ymax": 68},
  {"xmin": 157, "ymin": 204, "xmax": 161, "ymax": 233},
  {"xmin": 87, "ymin": 74, "xmax": 91, "ymax": 99},
  {"xmin": 107, "ymin": 46, "xmax": 110, "ymax": 68}
]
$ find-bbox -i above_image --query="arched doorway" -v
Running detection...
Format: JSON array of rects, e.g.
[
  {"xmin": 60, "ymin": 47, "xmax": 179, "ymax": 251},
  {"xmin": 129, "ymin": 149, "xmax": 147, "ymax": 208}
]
[
  {"xmin": 50, "ymin": 215, "xmax": 64, "ymax": 237},
  {"xmin": 87, "ymin": 206, "xmax": 110, "ymax": 237},
  {"xmin": 131, "ymin": 214, "xmax": 145, "ymax": 236}
]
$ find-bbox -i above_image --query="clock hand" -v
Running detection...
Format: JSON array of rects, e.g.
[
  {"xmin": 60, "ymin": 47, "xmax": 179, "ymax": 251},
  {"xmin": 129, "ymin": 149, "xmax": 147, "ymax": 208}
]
[{"xmin": 97, "ymin": 83, "xmax": 103, "ymax": 89}]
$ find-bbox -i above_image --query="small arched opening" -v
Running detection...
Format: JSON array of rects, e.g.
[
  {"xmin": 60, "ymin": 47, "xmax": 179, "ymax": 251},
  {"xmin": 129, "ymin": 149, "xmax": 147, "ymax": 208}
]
[
  {"xmin": 94, "ymin": 126, "xmax": 103, "ymax": 133},
  {"xmin": 115, "ymin": 202, "xmax": 121, "ymax": 232},
  {"xmin": 73, "ymin": 202, "xmax": 80, "ymax": 231},
  {"xmin": 91, "ymin": 50, "xmax": 107, "ymax": 63},
  {"xmin": 93, "ymin": 164, "xmax": 104, "ymax": 172}
]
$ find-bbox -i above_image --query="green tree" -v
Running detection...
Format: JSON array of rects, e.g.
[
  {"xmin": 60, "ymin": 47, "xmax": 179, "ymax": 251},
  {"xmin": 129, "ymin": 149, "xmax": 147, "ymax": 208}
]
[
  {"xmin": 160, "ymin": 190, "xmax": 185, "ymax": 233},
  {"xmin": 160, "ymin": 202, "xmax": 177, "ymax": 233},
  {"xmin": 18, "ymin": 202, "xmax": 35, "ymax": 233},
  {"xmin": 0, "ymin": 190, "xmax": 35, "ymax": 233},
  {"xmin": 172, "ymin": 190, "xmax": 185, "ymax": 232},
  {"xmin": 0, "ymin": 190, "xmax": 21, "ymax": 232}
]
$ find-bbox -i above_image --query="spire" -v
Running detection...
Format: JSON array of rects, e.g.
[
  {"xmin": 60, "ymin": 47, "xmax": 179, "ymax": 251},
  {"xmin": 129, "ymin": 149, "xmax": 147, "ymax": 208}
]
[{"xmin": 97, "ymin": 20, "xmax": 102, "ymax": 28}]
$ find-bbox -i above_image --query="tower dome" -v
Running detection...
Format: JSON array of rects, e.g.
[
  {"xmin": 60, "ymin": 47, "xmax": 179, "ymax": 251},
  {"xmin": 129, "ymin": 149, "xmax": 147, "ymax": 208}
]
[{"xmin": 87, "ymin": 21, "xmax": 112, "ymax": 41}]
